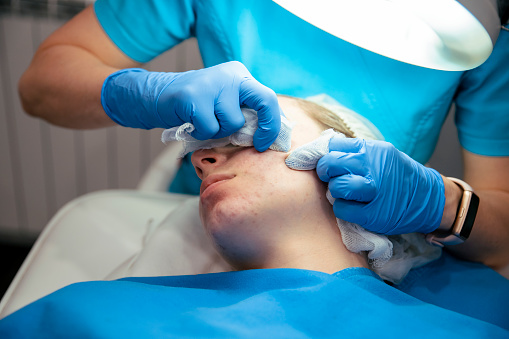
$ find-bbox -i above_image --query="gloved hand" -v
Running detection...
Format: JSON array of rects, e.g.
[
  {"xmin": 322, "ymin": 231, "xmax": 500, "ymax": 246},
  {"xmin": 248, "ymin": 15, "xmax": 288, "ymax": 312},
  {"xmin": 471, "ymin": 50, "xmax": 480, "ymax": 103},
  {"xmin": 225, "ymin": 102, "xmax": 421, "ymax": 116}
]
[
  {"xmin": 101, "ymin": 61, "xmax": 281, "ymax": 151},
  {"xmin": 316, "ymin": 137, "xmax": 445, "ymax": 235}
]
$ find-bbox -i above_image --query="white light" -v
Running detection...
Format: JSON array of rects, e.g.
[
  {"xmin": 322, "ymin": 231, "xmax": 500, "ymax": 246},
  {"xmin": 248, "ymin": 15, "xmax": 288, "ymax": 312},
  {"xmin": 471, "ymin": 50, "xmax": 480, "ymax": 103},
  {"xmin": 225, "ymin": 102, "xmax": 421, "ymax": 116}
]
[{"xmin": 273, "ymin": 0, "xmax": 495, "ymax": 71}]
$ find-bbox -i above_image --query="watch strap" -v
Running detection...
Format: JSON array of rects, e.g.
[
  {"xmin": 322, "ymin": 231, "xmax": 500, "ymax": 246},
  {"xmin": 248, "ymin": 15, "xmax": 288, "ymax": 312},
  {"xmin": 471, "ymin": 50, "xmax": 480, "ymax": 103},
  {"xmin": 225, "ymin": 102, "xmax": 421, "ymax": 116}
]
[{"xmin": 426, "ymin": 177, "xmax": 479, "ymax": 247}]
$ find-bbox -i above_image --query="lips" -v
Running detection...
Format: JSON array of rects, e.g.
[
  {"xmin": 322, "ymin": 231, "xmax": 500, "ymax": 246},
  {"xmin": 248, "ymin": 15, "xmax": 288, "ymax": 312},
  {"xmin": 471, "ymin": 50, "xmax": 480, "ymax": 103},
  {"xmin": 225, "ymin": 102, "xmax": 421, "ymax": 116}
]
[{"xmin": 200, "ymin": 174, "xmax": 235, "ymax": 195}]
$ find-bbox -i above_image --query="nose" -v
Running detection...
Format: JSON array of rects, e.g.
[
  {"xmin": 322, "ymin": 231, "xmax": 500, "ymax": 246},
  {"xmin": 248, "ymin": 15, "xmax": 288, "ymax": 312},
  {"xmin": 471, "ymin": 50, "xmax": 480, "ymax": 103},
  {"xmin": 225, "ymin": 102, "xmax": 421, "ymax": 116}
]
[{"xmin": 191, "ymin": 147, "xmax": 239, "ymax": 179}]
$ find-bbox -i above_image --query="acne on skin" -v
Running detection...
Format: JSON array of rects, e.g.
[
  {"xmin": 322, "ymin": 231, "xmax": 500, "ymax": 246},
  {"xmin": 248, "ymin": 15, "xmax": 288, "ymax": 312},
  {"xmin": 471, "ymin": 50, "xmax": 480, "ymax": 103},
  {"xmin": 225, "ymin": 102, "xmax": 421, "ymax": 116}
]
[{"xmin": 191, "ymin": 97, "xmax": 369, "ymax": 274}]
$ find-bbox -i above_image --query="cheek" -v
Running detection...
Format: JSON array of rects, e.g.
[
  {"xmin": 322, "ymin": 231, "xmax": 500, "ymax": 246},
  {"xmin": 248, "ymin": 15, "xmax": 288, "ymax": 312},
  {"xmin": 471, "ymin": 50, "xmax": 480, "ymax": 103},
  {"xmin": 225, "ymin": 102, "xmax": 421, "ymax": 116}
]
[
  {"xmin": 198, "ymin": 156, "xmax": 274, "ymax": 238},
  {"xmin": 255, "ymin": 152, "xmax": 325, "ymax": 198},
  {"xmin": 236, "ymin": 151, "xmax": 327, "ymax": 212},
  {"xmin": 199, "ymin": 150, "xmax": 327, "ymax": 239}
]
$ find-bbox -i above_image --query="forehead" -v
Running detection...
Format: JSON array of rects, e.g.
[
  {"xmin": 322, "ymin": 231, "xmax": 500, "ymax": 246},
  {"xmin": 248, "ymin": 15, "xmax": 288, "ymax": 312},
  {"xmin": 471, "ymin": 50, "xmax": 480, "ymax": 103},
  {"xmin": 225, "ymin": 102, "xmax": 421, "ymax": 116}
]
[{"xmin": 278, "ymin": 96, "xmax": 324, "ymax": 150}]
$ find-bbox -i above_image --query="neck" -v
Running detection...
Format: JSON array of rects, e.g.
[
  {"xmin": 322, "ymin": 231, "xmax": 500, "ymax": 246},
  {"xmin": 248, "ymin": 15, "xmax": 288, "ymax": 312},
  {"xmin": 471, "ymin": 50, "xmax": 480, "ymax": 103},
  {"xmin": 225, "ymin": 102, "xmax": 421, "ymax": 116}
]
[{"xmin": 228, "ymin": 218, "xmax": 369, "ymax": 274}]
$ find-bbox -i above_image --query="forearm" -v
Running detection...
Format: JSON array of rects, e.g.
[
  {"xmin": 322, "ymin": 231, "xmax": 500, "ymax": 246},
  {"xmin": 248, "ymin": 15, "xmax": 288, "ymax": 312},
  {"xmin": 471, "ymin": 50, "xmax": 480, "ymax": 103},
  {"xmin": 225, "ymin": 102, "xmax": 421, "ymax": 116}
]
[
  {"xmin": 439, "ymin": 174, "xmax": 509, "ymax": 269},
  {"xmin": 18, "ymin": 4, "xmax": 140, "ymax": 129},
  {"xmin": 19, "ymin": 45, "xmax": 120, "ymax": 129},
  {"xmin": 445, "ymin": 189, "xmax": 509, "ymax": 269}
]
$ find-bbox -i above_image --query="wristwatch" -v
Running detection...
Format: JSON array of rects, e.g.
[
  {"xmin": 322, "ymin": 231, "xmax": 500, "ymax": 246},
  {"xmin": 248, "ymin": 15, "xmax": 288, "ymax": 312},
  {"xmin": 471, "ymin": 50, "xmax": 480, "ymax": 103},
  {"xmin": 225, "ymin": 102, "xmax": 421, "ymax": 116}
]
[{"xmin": 426, "ymin": 177, "xmax": 480, "ymax": 247}]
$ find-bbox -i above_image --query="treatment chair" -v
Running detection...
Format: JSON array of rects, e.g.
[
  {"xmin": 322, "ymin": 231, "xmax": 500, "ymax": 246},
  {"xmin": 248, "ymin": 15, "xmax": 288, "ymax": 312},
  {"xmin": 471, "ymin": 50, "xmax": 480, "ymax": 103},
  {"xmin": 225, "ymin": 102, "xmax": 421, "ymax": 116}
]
[{"xmin": 0, "ymin": 142, "xmax": 231, "ymax": 318}]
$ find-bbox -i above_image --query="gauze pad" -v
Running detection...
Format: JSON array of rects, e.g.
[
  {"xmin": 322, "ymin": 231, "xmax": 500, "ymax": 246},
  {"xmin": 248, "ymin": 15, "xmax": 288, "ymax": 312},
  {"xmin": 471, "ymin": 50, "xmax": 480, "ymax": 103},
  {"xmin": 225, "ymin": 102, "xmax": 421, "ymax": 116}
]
[
  {"xmin": 285, "ymin": 129, "xmax": 394, "ymax": 269},
  {"xmin": 286, "ymin": 129, "xmax": 441, "ymax": 283},
  {"xmin": 161, "ymin": 108, "xmax": 294, "ymax": 158},
  {"xmin": 285, "ymin": 95, "xmax": 441, "ymax": 283}
]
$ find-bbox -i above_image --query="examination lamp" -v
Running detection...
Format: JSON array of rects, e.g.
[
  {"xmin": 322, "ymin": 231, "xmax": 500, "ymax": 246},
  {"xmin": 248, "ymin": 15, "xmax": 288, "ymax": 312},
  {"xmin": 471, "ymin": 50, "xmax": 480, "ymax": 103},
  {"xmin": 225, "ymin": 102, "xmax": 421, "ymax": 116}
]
[{"xmin": 273, "ymin": 0, "xmax": 509, "ymax": 71}]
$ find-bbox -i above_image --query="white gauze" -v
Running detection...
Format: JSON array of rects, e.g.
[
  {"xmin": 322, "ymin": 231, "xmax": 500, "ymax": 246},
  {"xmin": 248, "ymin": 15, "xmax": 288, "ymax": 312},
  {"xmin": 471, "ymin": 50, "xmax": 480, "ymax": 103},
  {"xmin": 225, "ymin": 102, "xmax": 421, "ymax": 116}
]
[
  {"xmin": 161, "ymin": 108, "xmax": 294, "ymax": 158},
  {"xmin": 161, "ymin": 96, "xmax": 440, "ymax": 283},
  {"xmin": 286, "ymin": 95, "xmax": 441, "ymax": 283},
  {"xmin": 285, "ymin": 129, "xmax": 393, "ymax": 269}
]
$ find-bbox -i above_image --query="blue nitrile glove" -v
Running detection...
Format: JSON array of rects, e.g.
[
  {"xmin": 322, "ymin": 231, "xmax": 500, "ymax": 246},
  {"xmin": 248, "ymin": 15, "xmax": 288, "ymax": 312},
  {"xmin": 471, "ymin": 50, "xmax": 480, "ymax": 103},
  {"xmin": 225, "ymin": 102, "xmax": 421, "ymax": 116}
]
[
  {"xmin": 316, "ymin": 137, "xmax": 445, "ymax": 235},
  {"xmin": 101, "ymin": 61, "xmax": 281, "ymax": 151}
]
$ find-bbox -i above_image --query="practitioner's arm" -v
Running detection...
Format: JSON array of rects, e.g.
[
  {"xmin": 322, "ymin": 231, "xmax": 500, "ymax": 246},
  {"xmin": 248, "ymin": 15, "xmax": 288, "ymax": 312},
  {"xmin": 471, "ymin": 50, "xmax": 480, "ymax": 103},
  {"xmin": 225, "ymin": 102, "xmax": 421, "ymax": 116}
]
[
  {"xmin": 18, "ymin": 5, "xmax": 136, "ymax": 129},
  {"xmin": 443, "ymin": 150, "xmax": 509, "ymax": 270},
  {"xmin": 19, "ymin": 5, "xmax": 281, "ymax": 150},
  {"xmin": 317, "ymin": 138, "xmax": 509, "ymax": 272}
]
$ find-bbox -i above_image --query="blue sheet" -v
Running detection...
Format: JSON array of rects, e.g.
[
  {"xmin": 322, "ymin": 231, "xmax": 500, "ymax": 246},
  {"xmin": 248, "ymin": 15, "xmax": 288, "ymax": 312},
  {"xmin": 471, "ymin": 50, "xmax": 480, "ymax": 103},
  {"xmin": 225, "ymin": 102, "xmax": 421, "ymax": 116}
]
[{"xmin": 0, "ymin": 253, "xmax": 507, "ymax": 338}]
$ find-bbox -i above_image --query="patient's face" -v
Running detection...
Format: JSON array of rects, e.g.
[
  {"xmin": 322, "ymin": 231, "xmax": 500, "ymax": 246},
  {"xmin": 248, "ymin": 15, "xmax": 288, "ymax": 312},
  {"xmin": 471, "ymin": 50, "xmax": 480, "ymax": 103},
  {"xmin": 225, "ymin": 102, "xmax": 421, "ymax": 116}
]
[{"xmin": 191, "ymin": 97, "xmax": 332, "ymax": 267}]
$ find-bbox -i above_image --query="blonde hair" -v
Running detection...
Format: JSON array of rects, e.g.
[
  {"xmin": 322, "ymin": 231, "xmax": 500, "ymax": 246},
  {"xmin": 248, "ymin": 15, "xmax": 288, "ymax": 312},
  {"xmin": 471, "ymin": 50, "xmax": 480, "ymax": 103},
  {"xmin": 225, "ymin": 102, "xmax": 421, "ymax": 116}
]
[{"xmin": 278, "ymin": 95, "xmax": 355, "ymax": 138}]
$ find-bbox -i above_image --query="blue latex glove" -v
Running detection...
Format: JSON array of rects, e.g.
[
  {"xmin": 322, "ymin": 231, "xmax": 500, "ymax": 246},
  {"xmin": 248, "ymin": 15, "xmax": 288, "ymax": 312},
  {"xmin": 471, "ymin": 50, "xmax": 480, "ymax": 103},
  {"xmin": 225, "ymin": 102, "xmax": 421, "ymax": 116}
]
[
  {"xmin": 316, "ymin": 137, "xmax": 445, "ymax": 235},
  {"xmin": 101, "ymin": 61, "xmax": 281, "ymax": 151}
]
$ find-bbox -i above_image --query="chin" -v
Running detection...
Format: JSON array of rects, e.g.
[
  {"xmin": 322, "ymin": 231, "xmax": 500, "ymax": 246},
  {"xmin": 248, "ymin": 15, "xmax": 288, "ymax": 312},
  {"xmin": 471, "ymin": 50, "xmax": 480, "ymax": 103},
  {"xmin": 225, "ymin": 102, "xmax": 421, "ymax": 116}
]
[
  {"xmin": 199, "ymin": 198, "xmax": 264, "ymax": 268},
  {"xmin": 200, "ymin": 196, "xmax": 252, "ymax": 235}
]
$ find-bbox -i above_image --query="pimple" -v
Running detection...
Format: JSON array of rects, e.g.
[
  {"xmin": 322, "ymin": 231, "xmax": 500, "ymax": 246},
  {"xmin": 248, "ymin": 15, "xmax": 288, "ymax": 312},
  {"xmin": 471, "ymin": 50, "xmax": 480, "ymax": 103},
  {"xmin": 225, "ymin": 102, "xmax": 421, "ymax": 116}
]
[{"xmin": 252, "ymin": 189, "xmax": 262, "ymax": 200}]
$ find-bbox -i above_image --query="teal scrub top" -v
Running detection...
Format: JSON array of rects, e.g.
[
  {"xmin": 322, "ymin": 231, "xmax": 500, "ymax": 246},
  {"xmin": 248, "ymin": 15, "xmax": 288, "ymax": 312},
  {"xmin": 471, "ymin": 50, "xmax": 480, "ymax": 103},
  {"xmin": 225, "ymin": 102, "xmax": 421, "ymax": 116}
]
[
  {"xmin": 0, "ymin": 253, "xmax": 508, "ymax": 338},
  {"xmin": 94, "ymin": 0, "xmax": 509, "ymax": 163}
]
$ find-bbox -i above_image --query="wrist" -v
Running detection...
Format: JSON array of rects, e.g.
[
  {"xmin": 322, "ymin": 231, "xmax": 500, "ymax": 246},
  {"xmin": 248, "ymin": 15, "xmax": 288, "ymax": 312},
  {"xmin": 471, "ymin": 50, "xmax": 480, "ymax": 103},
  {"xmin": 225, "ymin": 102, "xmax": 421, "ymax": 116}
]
[
  {"xmin": 427, "ymin": 177, "xmax": 480, "ymax": 247},
  {"xmin": 414, "ymin": 166, "xmax": 446, "ymax": 234},
  {"xmin": 438, "ymin": 175, "xmax": 463, "ymax": 231},
  {"xmin": 101, "ymin": 68, "xmax": 173, "ymax": 129}
]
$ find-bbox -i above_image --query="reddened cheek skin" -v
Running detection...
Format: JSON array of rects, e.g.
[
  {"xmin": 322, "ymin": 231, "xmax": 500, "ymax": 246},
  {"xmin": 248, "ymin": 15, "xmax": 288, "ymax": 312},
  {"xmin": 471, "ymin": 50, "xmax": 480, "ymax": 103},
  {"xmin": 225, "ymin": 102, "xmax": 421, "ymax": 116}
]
[
  {"xmin": 193, "ymin": 99, "xmax": 336, "ymax": 269},
  {"xmin": 197, "ymin": 139, "xmax": 325, "ymax": 261}
]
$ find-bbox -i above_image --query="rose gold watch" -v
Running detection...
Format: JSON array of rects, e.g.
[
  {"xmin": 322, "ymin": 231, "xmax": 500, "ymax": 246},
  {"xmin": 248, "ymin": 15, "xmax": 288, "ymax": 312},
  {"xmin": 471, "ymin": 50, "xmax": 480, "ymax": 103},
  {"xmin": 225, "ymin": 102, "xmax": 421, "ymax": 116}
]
[{"xmin": 426, "ymin": 177, "xmax": 480, "ymax": 247}]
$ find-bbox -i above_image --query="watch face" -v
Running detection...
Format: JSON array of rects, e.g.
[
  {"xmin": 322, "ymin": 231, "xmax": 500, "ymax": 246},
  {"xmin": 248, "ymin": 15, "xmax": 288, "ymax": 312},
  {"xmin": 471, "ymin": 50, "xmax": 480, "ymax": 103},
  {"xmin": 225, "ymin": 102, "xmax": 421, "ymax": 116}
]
[{"xmin": 459, "ymin": 193, "xmax": 480, "ymax": 240}]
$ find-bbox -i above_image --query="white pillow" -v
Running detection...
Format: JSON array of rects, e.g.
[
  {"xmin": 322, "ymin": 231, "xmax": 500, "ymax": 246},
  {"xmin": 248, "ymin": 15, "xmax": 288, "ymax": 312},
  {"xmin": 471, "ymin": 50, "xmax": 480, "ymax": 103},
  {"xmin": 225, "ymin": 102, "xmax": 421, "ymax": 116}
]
[{"xmin": 106, "ymin": 197, "xmax": 230, "ymax": 279}]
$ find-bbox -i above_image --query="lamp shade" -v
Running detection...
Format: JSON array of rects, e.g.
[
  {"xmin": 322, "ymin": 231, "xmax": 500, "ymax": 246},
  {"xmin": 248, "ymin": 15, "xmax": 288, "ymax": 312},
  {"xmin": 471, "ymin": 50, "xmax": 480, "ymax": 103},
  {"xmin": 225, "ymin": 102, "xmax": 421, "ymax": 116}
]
[{"xmin": 273, "ymin": 0, "xmax": 501, "ymax": 71}]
